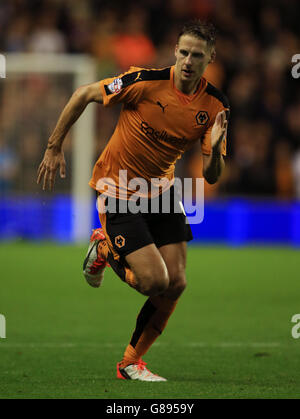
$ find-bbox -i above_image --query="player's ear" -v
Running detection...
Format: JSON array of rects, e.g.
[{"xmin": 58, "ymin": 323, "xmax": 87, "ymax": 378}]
[
  {"xmin": 175, "ymin": 44, "xmax": 179, "ymax": 59},
  {"xmin": 209, "ymin": 48, "xmax": 216, "ymax": 64}
]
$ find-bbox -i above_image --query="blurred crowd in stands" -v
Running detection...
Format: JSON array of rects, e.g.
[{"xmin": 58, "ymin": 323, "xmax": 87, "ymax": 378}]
[{"xmin": 0, "ymin": 0, "xmax": 300, "ymax": 199}]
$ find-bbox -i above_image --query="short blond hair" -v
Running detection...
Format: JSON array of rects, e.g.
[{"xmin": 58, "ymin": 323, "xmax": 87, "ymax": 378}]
[{"xmin": 178, "ymin": 20, "xmax": 217, "ymax": 48}]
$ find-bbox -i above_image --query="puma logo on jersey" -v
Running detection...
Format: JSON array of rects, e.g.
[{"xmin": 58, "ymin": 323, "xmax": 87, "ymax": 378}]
[
  {"xmin": 134, "ymin": 72, "xmax": 142, "ymax": 82},
  {"xmin": 156, "ymin": 101, "xmax": 168, "ymax": 113}
]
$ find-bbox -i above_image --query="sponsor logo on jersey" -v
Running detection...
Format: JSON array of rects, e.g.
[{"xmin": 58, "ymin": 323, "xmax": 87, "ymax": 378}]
[
  {"xmin": 141, "ymin": 121, "xmax": 187, "ymax": 146},
  {"xmin": 108, "ymin": 78, "xmax": 123, "ymax": 94}
]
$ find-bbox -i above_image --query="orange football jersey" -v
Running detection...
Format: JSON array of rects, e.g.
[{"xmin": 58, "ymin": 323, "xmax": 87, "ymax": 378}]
[{"xmin": 89, "ymin": 66, "xmax": 229, "ymax": 198}]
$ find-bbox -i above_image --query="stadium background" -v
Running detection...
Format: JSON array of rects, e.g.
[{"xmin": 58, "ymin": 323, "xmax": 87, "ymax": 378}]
[
  {"xmin": 0, "ymin": 0, "xmax": 300, "ymax": 244},
  {"xmin": 1, "ymin": 0, "xmax": 300, "ymax": 399}
]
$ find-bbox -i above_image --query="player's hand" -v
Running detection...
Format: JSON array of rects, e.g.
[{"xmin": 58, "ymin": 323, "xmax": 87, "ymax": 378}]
[
  {"xmin": 211, "ymin": 110, "xmax": 228, "ymax": 152},
  {"xmin": 37, "ymin": 146, "xmax": 66, "ymax": 191}
]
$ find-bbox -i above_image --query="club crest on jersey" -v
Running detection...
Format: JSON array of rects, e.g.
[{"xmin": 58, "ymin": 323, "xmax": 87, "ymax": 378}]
[
  {"xmin": 196, "ymin": 111, "xmax": 209, "ymax": 126},
  {"xmin": 115, "ymin": 235, "xmax": 125, "ymax": 248},
  {"xmin": 108, "ymin": 78, "xmax": 123, "ymax": 94}
]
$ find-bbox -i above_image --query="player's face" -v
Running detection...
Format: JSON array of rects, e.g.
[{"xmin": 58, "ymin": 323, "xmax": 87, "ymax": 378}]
[{"xmin": 174, "ymin": 34, "xmax": 215, "ymax": 83}]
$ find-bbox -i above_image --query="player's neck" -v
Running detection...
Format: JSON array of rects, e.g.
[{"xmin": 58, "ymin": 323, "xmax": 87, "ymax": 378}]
[{"xmin": 174, "ymin": 72, "xmax": 202, "ymax": 96}]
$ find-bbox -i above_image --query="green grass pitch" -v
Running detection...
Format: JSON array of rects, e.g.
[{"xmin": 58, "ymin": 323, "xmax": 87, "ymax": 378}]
[{"xmin": 0, "ymin": 242, "xmax": 300, "ymax": 399}]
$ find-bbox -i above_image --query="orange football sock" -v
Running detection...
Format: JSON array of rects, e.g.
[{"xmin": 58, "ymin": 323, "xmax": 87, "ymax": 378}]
[
  {"xmin": 120, "ymin": 295, "xmax": 178, "ymax": 368},
  {"xmin": 119, "ymin": 344, "xmax": 139, "ymax": 369}
]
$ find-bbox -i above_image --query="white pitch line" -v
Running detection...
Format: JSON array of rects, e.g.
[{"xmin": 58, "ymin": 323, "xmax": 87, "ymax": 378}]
[
  {"xmin": 0, "ymin": 343, "xmax": 122, "ymax": 349},
  {"xmin": 186, "ymin": 342, "xmax": 282, "ymax": 348},
  {"xmin": 0, "ymin": 342, "xmax": 283, "ymax": 349}
]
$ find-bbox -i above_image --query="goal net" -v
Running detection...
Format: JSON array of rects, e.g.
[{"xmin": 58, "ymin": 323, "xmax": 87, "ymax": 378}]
[{"xmin": 0, "ymin": 53, "xmax": 97, "ymax": 243}]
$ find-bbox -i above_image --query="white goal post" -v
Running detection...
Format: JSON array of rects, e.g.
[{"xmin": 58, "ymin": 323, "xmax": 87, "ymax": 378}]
[{"xmin": 6, "ymin": 53, "xmax": 97, "ymax": 243}]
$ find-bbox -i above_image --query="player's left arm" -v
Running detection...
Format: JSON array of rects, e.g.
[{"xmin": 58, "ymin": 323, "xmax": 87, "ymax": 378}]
[{"xmin": 202, "ymin": 110, "xmax": 228, "ymax": 184}]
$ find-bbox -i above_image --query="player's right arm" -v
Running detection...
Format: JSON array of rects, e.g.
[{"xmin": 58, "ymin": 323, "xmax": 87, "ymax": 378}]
[{"xmin": 37, "ymin": 82, "xmax": 103, "ymax": 191}]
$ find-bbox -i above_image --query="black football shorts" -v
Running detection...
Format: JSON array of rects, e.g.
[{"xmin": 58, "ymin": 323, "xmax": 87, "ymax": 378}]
[{"xmin": 99, "ymin": 186, "xmax": 193, "ymax": 260}]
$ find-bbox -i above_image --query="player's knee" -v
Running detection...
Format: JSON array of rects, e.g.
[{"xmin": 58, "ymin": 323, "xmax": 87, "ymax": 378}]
[
  {"xmin": 167, "ymin": 272, "xmax": 187, "ymax": 298},
  {"xmin": 138, "ymin": 267, "xmax": 169, "ymax": 296},
  {"xmin": 142, "ymin": 278, "xmax": 169, "ymax": 296}
]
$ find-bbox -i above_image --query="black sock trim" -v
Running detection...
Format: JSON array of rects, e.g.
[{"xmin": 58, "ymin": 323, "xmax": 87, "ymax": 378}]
[{"xmin": 130, "ymin": 299, "xmax": 157, "ymax": 348}]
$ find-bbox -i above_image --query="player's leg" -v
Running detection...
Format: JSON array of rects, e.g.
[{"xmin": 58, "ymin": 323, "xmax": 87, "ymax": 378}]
[
  {"xmin": 102, "ymin": 209, "xmax": 170, "ymax": 296},
  {"xmin": 129, "ymin": 242, "xmax": 187, "ymax": 360},
  {"xmin": 118, "ymin": 241, "xmax": 187, "ymax": 371},
  {"xmin": 117, "ymin": 207, "xmax": 192, "ymax": 380},
  {"xmin": 86, "ymin": 206, "xmax": 172, "ymax": 380},
  {"xmin": 84, "ymin": 193, "xmax": 190, "ymax": 380},
  {"xmin": 123, "ymin": 243, "xmax": 169, "ymax": 296},
  {"xmin": 83, "ymin": 196, "xmax": 169, "ymax": 294},
  {"xmin": 158, "ymin": 241, "xmax": 187, "ymax": 300}
]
